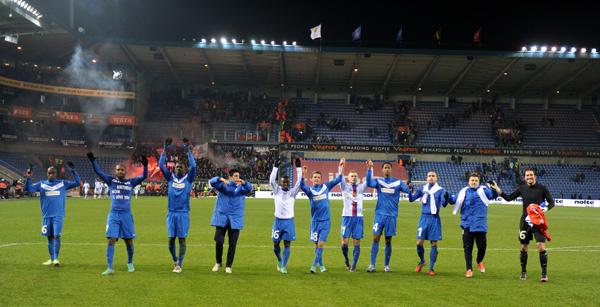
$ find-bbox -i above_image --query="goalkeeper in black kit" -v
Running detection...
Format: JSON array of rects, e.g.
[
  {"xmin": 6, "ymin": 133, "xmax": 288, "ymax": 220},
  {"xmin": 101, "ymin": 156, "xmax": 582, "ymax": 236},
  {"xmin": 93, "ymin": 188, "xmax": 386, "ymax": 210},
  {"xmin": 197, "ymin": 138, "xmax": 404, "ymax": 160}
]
[{"xmin": 488, "ymin": 168, "xmax": 555, "ymax": 282}]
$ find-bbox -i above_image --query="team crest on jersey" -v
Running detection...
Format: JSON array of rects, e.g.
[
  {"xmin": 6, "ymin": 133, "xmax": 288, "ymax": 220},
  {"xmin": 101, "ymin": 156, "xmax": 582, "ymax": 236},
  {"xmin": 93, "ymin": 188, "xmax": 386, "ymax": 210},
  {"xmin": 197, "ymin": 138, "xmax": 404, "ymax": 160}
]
[{"xmin": 41, "ymin": 181, "xmax": 64, "ymax": 191}]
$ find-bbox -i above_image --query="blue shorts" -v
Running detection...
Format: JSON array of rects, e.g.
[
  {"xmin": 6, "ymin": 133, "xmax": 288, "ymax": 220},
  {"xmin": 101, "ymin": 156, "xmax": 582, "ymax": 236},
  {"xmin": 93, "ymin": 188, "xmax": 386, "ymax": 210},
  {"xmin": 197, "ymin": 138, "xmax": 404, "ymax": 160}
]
[
  {"xmin": 310, "ymin": 219, "xmax": 331, "ymax": 243},
  {"xmin": 372, "ymin": 214, "xmax": 397, "ymax": 236},
  {"xmin": 416, "ymin": 214, "xmax": 442, "ymax": 241},
  {"xmin": 167, "ymin": 211, "xmax": 190, "ymax": 238},
  {"xmin": 272, "ymin": 217, "xmax": 296, "ymax": 242},
  {"xmin": 106, "ymin": 211, "xmax": 136, "ymax": 239},
  {"xmin": 341, "ymin": 216, "xmax": 364, "ymax": 239},
  {"xmin": 41, "ymin": 217, "xmax": 63, "ymax": 237}
]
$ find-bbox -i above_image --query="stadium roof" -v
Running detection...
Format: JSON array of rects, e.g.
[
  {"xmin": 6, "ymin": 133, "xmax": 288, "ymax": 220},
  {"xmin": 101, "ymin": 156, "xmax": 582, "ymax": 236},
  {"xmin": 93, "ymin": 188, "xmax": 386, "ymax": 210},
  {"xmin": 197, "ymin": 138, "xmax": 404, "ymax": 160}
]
[{"xmin": 2, "ymin": 11, "xmax": 600, "ymax": 100}]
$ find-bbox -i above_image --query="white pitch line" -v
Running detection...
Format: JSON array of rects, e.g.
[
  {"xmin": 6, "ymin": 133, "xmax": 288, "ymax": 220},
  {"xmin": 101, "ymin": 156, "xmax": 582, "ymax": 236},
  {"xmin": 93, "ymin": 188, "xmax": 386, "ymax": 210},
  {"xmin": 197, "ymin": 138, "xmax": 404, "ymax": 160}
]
[{"xmin": 0, "ymin": 242, "xmax": 598, "ymax": 252}]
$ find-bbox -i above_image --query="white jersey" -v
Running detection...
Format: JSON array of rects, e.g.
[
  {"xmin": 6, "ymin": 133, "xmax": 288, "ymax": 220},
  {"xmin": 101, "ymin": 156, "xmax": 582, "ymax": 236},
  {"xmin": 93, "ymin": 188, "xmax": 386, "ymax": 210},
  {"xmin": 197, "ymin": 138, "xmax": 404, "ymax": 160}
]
[
  {"xmin": 83, "ymin": 182, "xmax": 90, "ymax": 192},
  {"xmin": 94, "ymin": 181, "xmax": 103, "ymax": 193},
  {"xmin": 271, "ymin": 166, "xmax": 302, "ymax": 219},
  {"xmin": 103, "ymin": 183, "xmax": 109, "ymax": 193},
  {"xmin": 340, "ymin": 177, "xmax": 367, "ymax": 217}
]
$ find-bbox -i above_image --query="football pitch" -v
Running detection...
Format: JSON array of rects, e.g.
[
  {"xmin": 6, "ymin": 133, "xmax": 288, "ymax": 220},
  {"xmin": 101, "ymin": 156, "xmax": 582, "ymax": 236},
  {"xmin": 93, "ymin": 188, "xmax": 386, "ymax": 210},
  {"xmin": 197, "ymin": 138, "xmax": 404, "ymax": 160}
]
[{"xmin": 1, "ymin": 197, "xmax": 598, "ymax": 306}]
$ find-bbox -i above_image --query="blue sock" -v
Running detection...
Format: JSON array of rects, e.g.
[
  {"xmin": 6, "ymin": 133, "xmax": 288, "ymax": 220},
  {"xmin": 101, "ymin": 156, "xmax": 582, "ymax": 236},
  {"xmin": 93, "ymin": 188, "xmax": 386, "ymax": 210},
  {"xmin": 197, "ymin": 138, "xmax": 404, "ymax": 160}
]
[
  {"xmin": 106, "ymin": 245, "xmax": 114, "ymax": 269},
  {"xmin": 353, "ymin": 245, "xmax": 360, "ymax": 267},
  {"xmin": 313, "ymin": 248, "xmax": 323, "ymax": 267},
  {"xmin": 53, "ymin": 238, "xmax": 61, "ymax": 260},
  {"xmin": 126, "ymin": 245, "xmax": 134, "ymax": 264},
  {"xmin": 168, "ymin": 242, "xmax": 177, "ymax": 262},
  {"xmin": 417, "ymin": 244, "xmax": 425, "ymax": 262},
  {"xmin": 370, "ymin": 241, "xmax": 379, "ymax": 266},
  {"xmin": 341, "ymin": 245, "xmax": 349, "ymax": 261},
  {"xmin": 430, "ymin": 246, "xmax": 438, "ymax": 270},
  {"xmin": 178, "ymin": 244, "xmax": 186, "ymax": 266},
  {"xmin": 384, "ymin": 244, "xmax": 392, "ymax": 266},
  {"xmin": 274, "ymin": 245, "xmax": 282, "ymax": 262},
  {"xmin": 282, "ymin": 246, "xmax": 291, "ymax": 267},
  {"xmin": 47, "ymin": 239, "xmax": 55, "ymax": 261}
]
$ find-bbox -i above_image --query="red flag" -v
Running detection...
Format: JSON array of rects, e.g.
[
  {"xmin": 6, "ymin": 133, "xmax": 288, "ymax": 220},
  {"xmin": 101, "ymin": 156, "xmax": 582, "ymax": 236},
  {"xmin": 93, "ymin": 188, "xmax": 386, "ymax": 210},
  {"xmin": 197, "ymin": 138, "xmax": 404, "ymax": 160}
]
[{"xmin": 474, "ymin": 28, "xmax": 481, "ymax": 42}]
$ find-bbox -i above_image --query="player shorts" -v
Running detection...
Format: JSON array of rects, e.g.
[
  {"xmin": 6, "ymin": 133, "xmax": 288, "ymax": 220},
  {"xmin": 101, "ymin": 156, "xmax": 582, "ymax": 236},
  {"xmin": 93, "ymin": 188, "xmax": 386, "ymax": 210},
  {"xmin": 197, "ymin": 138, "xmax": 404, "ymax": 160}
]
[
  {"xmin": 416, "ymin": 214, "xmax": 442, "ymax": 241},
  {"xmin": 95, "ymin": 188, "xmax": 102, "ymax": 194},
  {"xmin": 372, "ymin": 214, "xmax": 397, "ymax": 236},
  {"xmin": 272, "ymin": 217, "xmax": 296, "ymax": 242},
  {"xmin": 41, "ymin": 216, "xmax": 63, "ymax": 237},
  {"xmin": 519, "ymin": 216, "xmax": 546, "ymax": 244},
  {"xmin": 341, "ymin": 216, "xmax": 364, "ymax": 239},
  {"xmin": 167, "ymin": 211, "xmax": 190, "ymax": 238},
  {"xmin": 106, "ymin": 211, "xmax": 136, "ymax": 239},
  {"xmin": 310, "ymin": 219, "xmax": 331, "ymax": 243},
  {"xmin": 84, "ymin": 188, "xmax": 89, "ymax": 195}
]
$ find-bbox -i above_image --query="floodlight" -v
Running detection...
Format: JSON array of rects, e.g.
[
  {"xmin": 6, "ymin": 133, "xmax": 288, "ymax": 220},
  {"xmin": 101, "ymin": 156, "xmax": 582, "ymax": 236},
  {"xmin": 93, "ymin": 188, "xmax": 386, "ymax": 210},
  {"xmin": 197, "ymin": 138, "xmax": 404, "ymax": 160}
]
[
  {"xmin": 232, "ymin": 39, "xmax": 236, "ymax": 43},
  {"xmin": 261, "ymin": 40, "xmax": 265, "ymax": 45},
  {"xmin": 592, "ymin": 48, "xmax": 597, "ymax": 53},
  {"xmin": 201, "ymin": 38, "xmax": 206, "ymax": 43},
  {"xmin": 570, "ymin": 47, "xmax": 576, "ymax": 52},
  {"xmin": 211, "ymin": 38, "xmax": 216, "ymax": 43},
  {"xmin": 271, "ymin": 40, "xmax": 275, "ymax": 45},
  {"xmin": 551, "ymin": 46, "xmax": 557, "ymax": 52},
  {"xmin": 560, "ymin": 47, "xmax": 566, "ymax": 52},
  {"xmin": 283, "ymin": 41, "xmax": 287, "ymax": 45},
  {"xmin": 221, "ymin": 38, "xmax": 227, "ymax": 44},
  {"xmin": 581, "ymin": 48, "xmax": 586, "ymax": 53},
  {"xmin": 530, "ymin": 46, "xmax": 537, "ymax": 52},
  {"xmin": 292, "ymin": 41, "xmax": 296, "ymax": 46},
  {"xmin": 251, "ymin": 40, "xmax": 256, "ymax": 44},
  {"xmin": 540, "ymin": 46, "xmax": 547, "ymax": 52},
  {"xmin": 521, "ymin": 46, "xmax": 527, "ymax": 52}
]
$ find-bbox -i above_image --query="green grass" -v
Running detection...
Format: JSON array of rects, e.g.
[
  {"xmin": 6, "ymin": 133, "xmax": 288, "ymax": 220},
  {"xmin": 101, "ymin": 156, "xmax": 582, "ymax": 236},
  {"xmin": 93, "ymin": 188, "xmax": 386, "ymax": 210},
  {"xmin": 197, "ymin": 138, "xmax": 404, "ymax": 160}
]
[{"xmin": 1, "ymin": 197, "xmax": 599, "ymax": 306}]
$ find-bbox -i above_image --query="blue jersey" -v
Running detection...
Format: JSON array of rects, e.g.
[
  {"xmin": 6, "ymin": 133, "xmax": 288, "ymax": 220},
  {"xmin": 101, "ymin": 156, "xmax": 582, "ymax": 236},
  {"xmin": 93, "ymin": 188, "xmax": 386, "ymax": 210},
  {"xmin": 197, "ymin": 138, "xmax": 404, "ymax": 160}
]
[
  {"xmin": 366, "ymin": 170, "xmax": 410, "ymax": 217},
  {"xmin": 92, "ymin": 161, "xmax": 147, "ymax": 212},
  {"xmin": 408, "ymin": 184, "xmax": 448, "ymax": 215},
  {"xmin": 300, "ymin": 175, "xmax": 343, "ymax": 222},
  {"xmin": 25, "ymin": 169, "xmax": 81, "ymax": 218},
  {"xmin": 210, "ymin": 177, "xmax": 253, "ymax": 230},
  {"xmin": 159, "ymin": 152, "xmax": 196, "ymax": 212}
]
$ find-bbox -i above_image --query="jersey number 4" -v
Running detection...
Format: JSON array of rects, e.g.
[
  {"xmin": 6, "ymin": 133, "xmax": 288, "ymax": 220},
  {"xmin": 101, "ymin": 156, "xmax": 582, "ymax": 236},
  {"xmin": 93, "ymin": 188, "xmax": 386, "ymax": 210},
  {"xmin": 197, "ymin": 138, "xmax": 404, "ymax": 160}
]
[{"xmin": 373, "ymin": 223, "xmax": 379, "ymax": 232}]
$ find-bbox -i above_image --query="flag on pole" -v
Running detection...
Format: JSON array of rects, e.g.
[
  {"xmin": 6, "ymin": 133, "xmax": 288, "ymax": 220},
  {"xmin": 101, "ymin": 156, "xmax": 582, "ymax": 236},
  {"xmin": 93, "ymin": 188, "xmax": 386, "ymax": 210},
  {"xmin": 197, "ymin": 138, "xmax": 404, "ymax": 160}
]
[
  {"xmin": 396, "ymin": 26, "xmax": 403, "ymax": 42},
  {"xmin": 352, "ymin": 26, "xmax": 361, "ymax": 41},
  {"xmin": 434, "ymin": 29, "xmax": 440, "ymax": 41},
  {"xmin": 474, "ymin": 28, "xmax": 481, "ymax": 42},
  {"xmin": 310, "ymin": 24, "xmax": 322, "ymax": 40}
]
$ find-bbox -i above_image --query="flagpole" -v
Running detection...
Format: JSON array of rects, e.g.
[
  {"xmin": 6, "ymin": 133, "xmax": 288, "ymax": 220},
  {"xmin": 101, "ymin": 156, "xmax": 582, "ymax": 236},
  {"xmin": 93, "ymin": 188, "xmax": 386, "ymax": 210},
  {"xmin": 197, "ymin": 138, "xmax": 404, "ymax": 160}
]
[
  {"xmin": 320, "ymin": 22, "xmax": 322, "ymax": 52},
  {"xmin": 479, "ymin": 27, "xmax": 482, "ymax": 50}
]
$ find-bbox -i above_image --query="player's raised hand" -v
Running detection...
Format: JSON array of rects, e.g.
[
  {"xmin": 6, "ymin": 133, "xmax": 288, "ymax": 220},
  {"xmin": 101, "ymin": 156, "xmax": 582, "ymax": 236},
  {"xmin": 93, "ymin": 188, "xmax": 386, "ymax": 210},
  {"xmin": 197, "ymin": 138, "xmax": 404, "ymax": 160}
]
[
  {"xmin": 302, "ymin": 165, "xmax": 308, "ymax": 176},
  {"xmin": 164, "ymin": 137, "xmax": 173, "ymax": 151},
  {"xmin": 366, "ymin": 159, "xmax": 373, "ymax": 170},
  {"xmin": 86, "ymin": 152, "xmax": 96, "ymax": 162},
  {"xmin": 294, "ymin": 158, "xmax": 302, "ymax": 167},
  {"xmin": 67, "ymin": 161, "xmax": 76, "ymax": 170},
  {"xmin": 275, "ymin": 157, "xmax": 281, "ymax": 168},
  {"xmin": 182, "ymin": 138, "xmax": 191, "ymax": 151},
  {"xmin": 140, "ymin": 155, "xmax": 148, "ymax": 167}
]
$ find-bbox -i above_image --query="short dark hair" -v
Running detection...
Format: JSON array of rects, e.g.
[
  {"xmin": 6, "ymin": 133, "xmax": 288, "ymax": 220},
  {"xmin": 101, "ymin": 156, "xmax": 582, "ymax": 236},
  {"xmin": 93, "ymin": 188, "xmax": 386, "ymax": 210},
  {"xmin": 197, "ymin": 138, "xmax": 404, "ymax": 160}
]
[
  {"xmin": 382, "ymin": 162, "xmax": 393, "ymax": 169},
  {"xmin": 228, "ymin": 169, "xmax": 240, "ymax": 177},
  {"xmin": 281, "ymin": 175, "xmax": 290, "ymax": 180},
  {"xmin": 524, "ymin": 168, "xmax": 536, "ymax": 175},
  {"xmin": 469, "ymin": 172, "xmax": 480, "ymax": 179}
]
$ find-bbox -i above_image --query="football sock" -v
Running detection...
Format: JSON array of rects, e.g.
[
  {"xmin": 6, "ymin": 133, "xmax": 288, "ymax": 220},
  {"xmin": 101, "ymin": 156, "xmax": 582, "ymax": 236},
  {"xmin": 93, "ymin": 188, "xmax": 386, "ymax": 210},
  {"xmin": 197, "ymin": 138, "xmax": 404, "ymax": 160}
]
[
  {"xmin": 47, "ymin": 239, "xmax": 55, "ymax": 261},
  {"xmin": 178, "ymin": 244, "xmax": 186, "ymax": 266},
  {"xmin": 539, "ymin": 251, "xmax": 548, "ymax": 274},
  {"xmin": 282, "ymin": 246, "xmax": 291, "ymax": 267},
  {"xmin": 417, "ymin": 244, "xmax": 425, "ymax": 262},
  {"xmin": 520, "ymin": 251, "xmax": 528, "ymax": 272},
  {"xmin": 274, "ymin": 245, "xmax": 282, "ymax": 262},
  {"xmin": 169, "ymin": 242, "xmax": 177, "ymax": 262},
  {"xmin": 430, "ymin": 245, "xmax": 438, "ymax": 270},
  {"xmin": 384, "ymin": 244, "xmax": 392, "ymax": 266},
  {"xmin": 215, "ymin": 243, "xmax": 223, "ymax": 264},
  {"xmin": 126, "ymin": 245, "xmax": 134, "ymax": 264},
  {"xmin": 53, "ymin": 238, "xmax": 61, "ymax": 260},
  {"xmin": 107, "ymin": 245, "xmax": 114, "ymax": 269},
  {"xmin": 370, "ymin": 241, "xmax": 379, "ymax": 265},
  {"xmin": 313, "ymin": 248, "xmax": 323, "ymax": 267},
  {"xmin": 352, "ymin": 245, "xmax": 360, "ymax": 267},
  {"xmin": 341, "ymin": 245, "xmax": 349, "ymax": 262}
]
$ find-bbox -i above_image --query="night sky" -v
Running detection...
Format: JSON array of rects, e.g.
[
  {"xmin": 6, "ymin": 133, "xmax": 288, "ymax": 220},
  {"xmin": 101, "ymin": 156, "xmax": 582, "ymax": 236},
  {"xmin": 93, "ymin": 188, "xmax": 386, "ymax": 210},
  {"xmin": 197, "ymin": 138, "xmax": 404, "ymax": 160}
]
[{"xmin": 29, "ymin": 0, "xmax": 600, "ymax": 51}]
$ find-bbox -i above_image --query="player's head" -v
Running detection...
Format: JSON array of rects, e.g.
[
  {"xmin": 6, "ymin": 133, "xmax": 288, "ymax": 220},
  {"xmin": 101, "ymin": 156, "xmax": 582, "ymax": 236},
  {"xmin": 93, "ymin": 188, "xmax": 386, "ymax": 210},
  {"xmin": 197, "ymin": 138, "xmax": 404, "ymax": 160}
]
[
  {"xmin": 469, "ymin": 172, "xmax": 480, "ymax": 188},
  {"xmin": 175, "ymin": 162, "xmax": 187, "ymax": 176},
  {"xmin": 115, "ymin": 164, "xmax": 127, "ymax": 181},
  {"xmin": 280, "ymin": 174, "xmax": 290, "ymax": 190},
  {"xmin": 47, "ymin": 166, "xmax": 57, "ymax": 181},
  {"xmin": 382, "ymin": 162, "xmax": 393, "ymax": 178},
  {"xmin": 524, "ymin": 168, "xmax": 537, "ymax": 186},
  {"xmin": 311, "ymin": 171, "xmax": 322, "ymax": 185},
  {"xmin": 348, "ymin": 170, "xmax": 359, "ymax": 184},
  {"xmin": 228, "ymin": 169, "xmax": 240, "ymax": 183},
  {"xmin": 427, "ymin": 171, "xmax": 438, "ymax": 185}
]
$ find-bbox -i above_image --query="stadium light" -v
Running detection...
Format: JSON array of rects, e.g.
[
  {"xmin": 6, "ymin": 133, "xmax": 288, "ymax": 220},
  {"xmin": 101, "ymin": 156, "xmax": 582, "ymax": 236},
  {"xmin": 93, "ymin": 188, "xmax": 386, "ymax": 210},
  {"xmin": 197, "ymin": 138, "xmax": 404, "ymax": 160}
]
[
  {"xmin": 201, "ymin": 38, "xmax": 206, "ymax": 43},
  {"xmin": 530, "ymin": 46, "xmax": 537, "ymax": 52},
  {"xmin": 261, "ymin": 40, "xmax": 266, "ymax": 45},
  {"xmin": 292, "ymin": 41, "xmax": 297, "ymax": 46},
  {"xmin": 251, "ymin": 40, "xmax": 256, "ymax": 45},
  {"xmin": 592, "ymin": 48, "xmax": 597, "ymax": 53},
  {"xmin": 521, "ymin": 46, "xmax": 527, "ymax": 52},
  {"xmin": 231, "ymin": 38, "xmax": 236, "ymax": 43},
  {"xmin": 271, "ymin": 40, "xmax": 275, "ymax": 45},
  {"xmin": 221, "ymin": 38, "xmax": 227, "ymax": 44},
  {"xmin": 283, "ymin": 41, "xmax": 287, "ymax": 45},
  {"xmin": 581, "ymin": 48, "xmax": 587, "ymax": 53},
  {"xmin": 560, "ymin": 47, "xmax": 567, "ymax": 52},
  {"xmin": 211, "ymin": 38, "xmax": 216, "ymax": 43},
  {"xmin": 570, "ymin": 47, "xmax": 577, "ymax": 52},
  {"xmin": 551, "ymin": 46, "xmax": 557, "ymax": 52},
  {"xmin": 540, "ymin": 46, "xmax": 547, "ymax": 52}
]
